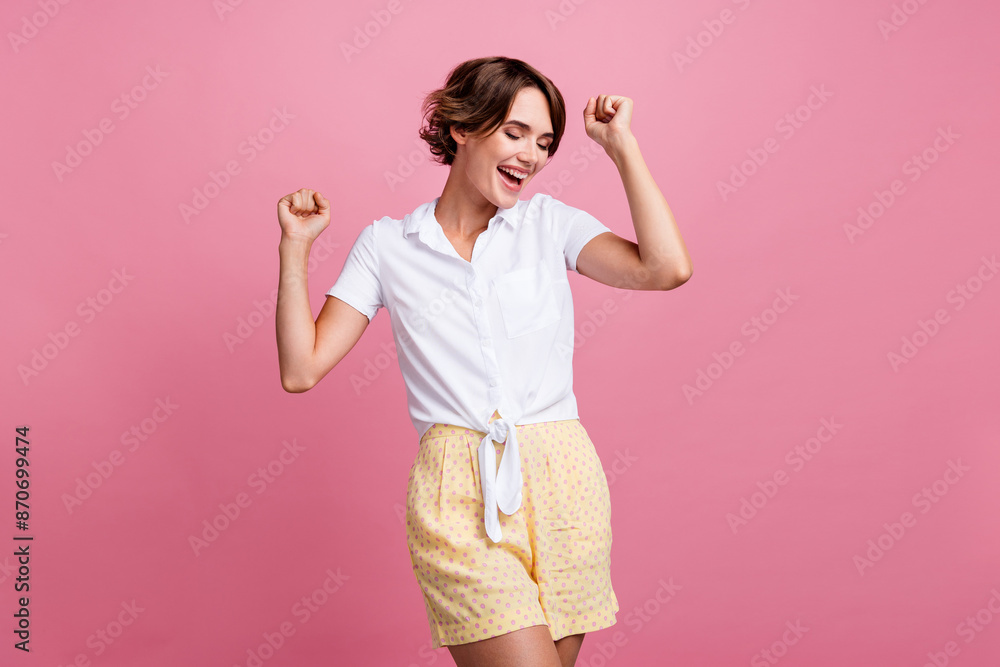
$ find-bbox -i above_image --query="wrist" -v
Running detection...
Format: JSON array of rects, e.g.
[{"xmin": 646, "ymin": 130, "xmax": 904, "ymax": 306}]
[
  {"xmin": 279, "ymin": 232, "xmax": 315, "ymax": 250},
  {"xmin": 606, "ymin": 132, "xmax": 639, "ymax": 168}
]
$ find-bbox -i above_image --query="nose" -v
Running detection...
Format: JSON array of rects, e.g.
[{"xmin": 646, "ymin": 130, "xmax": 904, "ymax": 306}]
[{"xmin": 517, "ymin": 143, "xmax": 541, "ymax": 170}]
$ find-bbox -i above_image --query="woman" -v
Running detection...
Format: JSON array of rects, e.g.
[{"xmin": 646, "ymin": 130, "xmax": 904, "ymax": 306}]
[{"xmin": 275, "ymin": 56, "xmax": 691, "ymax": 667}]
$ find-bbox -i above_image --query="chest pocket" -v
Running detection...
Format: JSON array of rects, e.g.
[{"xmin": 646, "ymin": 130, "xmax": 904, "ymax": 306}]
[{"xmin": 492, "ymin": 261, "xmax": 561, "ymax": 338}]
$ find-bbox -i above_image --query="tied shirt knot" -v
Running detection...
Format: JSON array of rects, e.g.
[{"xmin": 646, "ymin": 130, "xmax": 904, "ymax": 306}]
[{"xmin": 477, "ymin": 413, "xmax": 523, "ymax": 543}]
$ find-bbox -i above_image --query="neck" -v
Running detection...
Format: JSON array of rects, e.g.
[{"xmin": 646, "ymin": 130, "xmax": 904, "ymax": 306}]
[{"xmin": 435, "ymin": 163, "xmax": 500, "ymax": 238}]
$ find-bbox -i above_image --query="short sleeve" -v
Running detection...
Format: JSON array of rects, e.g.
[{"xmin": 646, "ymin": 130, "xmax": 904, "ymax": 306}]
[
  {"xmin": 539, "ymin": 194, "xmax": 613, "ymax": 273},
  {"xmin": 325, "ymin": 223, "xmax": 384, "ymax": 322}
]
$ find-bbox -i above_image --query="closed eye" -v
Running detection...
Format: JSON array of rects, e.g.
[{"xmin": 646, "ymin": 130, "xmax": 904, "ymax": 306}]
[{"xmin": 506, "ymin": 132, "xmax": 550, "ymax": 151}]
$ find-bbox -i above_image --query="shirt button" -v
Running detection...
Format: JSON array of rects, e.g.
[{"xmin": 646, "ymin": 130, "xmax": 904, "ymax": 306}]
[
  {"xmin": 490, "ymin": 378, "xmax": 498, "ymax": 387},
  {"xmin": 482, "ymin": 338, "xmax": 491, "ymax": 348}
]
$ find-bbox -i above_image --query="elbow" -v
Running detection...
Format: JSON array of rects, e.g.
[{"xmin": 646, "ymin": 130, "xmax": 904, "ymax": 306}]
[
  {"xmin": 659, "ymin": 266, "xmax": 692, "ymax": 290},
  {"xmin": 281, "ymin": 373, "xmax": 316, "ymax": 394}
]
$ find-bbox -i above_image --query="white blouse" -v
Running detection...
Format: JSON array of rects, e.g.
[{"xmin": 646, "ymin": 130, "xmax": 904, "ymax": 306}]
[{"xmin": 326, "ymin": 192, "xmax": 612, "ymax": 542}]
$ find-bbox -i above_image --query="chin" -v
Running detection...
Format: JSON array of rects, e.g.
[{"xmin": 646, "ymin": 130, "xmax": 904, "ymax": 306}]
[
  {"xmin": 500, "ymin": 182, "xmax": 524, "ymax": 202},
  {"xmin": 499, "ymin": 193, "xmax": 520, "ymax": 208}
]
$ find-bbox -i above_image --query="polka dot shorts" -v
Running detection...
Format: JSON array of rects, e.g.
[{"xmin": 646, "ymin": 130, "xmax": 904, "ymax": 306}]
[{"xmin": 405, "ymin": 410, "xmax": 619, "ymax": 648}]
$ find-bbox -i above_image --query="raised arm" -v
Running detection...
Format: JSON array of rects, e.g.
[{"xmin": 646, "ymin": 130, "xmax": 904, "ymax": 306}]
[
  {"xmin": 575, "ymin": 95, "xmax": 693, "ymax": 291},
  {"xmin": 276, "ymin": 189, "xmax": 370, "ymax": 393}
]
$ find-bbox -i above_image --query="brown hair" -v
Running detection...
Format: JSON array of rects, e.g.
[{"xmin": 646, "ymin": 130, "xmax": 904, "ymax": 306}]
[{"xmin": 418, "ymin": 56, "xmax": 566, "ymax": 166}]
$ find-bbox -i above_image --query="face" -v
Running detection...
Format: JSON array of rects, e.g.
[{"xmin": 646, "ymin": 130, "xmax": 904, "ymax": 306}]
[{"xmin": 451, "ymin": 86, "xmax": 554, "ymax": 210}]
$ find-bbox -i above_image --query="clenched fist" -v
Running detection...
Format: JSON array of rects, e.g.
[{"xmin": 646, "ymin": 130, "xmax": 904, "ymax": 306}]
[{"xmin": 277, "ymin": 188, "xmax": 330, "ymax": 243}]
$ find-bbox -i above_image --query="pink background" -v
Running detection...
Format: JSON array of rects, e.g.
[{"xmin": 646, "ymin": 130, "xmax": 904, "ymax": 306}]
[{"xmin": 3, "ymin": 1, "xmax": 999, "ymax": 665}]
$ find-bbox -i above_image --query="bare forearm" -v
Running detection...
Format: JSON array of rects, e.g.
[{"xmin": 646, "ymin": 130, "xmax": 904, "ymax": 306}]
[
  {"xmin": 276, "ymin": 235, "xmax": 318, "ymax": 391},
  {"xmin": 608, "ymin": 133, "xmax": 693, "ymax": 285}
]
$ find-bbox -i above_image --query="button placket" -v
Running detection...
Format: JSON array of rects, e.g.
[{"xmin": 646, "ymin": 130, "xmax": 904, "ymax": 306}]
[{"xmin": 467, "ymin": 270, "xmax": 504, "ymax": 407}]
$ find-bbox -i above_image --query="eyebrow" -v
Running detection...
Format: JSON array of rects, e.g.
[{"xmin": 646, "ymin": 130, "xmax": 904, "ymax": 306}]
[{"xmin": 503, "ymin": 120, "xmax": 554, "ymax": 139}]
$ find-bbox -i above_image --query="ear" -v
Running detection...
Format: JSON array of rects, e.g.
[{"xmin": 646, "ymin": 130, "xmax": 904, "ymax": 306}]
[{"xmin": 449, "ymin": 124, "xmax": 468, "ymax": 146}]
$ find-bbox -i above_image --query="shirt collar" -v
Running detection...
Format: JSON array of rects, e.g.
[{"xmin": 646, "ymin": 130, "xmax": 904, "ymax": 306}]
[{"xmin": 403, "ymin": 196, "xmax": 521, "ymax": 237}]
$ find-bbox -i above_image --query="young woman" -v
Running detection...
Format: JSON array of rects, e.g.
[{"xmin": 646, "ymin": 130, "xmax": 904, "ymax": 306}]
[{"xmin": 275, "ymin": 56, "xmax": 691, "ymax": 667}]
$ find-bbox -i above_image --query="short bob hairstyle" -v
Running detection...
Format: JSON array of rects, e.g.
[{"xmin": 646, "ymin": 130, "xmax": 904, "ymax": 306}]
[{"xmin": 418, "ymin": 56, "xmax": 566, "ymax": 166}]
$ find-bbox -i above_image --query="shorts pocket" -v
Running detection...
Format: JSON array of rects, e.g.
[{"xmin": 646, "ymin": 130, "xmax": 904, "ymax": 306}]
[
  {"xmin": 492, "ymin": 261, "xmax": 561, "ymax": 338},
  {"xmin": 440, "ymin": 436, "xmax": 480, "ymax": 519}
]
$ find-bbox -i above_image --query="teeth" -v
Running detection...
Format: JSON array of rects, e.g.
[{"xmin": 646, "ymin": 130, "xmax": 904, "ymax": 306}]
[{"xmin": 499, "ymin": 166, "xmax": 525, "ymax": 181}]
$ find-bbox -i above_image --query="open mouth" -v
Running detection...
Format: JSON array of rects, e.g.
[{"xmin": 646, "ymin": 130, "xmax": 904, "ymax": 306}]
[{"xmin": 497, "ymin": 166, "xmax": 526, "ymax": 191}]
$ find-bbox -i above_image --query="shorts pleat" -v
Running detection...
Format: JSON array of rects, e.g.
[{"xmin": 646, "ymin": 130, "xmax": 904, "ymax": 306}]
[{"xmin": 404, "ymin": 415, "xmax": 619, "ymax": 648}]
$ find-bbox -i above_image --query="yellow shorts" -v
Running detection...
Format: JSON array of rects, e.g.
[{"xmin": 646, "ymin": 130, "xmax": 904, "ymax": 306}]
[{"xmin": 405, "ymin": 411, "xmax": 619, "ymax": 648}]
